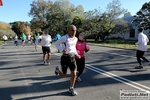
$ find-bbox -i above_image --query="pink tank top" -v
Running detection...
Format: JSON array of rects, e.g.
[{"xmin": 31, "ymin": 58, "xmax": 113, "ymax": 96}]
[{"xmin": 76, "ymin": 41, "xmax": 86, "ymax": 57}]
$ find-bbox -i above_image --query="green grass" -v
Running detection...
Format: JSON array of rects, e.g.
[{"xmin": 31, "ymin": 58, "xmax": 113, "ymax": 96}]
[
  {"xmin": 86, "ymin": 39, "xmax": 150, "ymax": 51},
  {"xmin": 0, "ymin": 41, "xmax": 3, "ymax": 45}
]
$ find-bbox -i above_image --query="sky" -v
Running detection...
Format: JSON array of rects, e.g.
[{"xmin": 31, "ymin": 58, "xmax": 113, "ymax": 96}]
[{"xmin": 0, "ymin": 0, "xmax": 150, "ymax": 23}]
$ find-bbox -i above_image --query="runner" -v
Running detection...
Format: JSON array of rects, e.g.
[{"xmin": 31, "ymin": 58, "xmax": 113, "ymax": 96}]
[
  {"xmin": 38, "ymin": 28, "xmax": 52, "ymax": 65},
  {"xmin": 2, "ymin": 34, "xmax": 8, "ymax": 45},
  {"xmin": 54, "ymin": 25, "xmax": 81, "ymax": 96},
  {"xmin": 14, "ymin": 34, "xmax": 19, "ymax": 47},
  {"xmin": 55, "ymin": 33, "xmax": 61, "ymax": 52},
  {"xmin": 135, "ymin": 27, "xmax": 150, "ymax": 69},
  {"xmin": 76, "ymin": 33, "xmax": 90, "ymax": 82},
  {"xmin": 21, "ymin": 33, "xmax": 26, "ymax": 47},
  {"xmin": 27, "ymin": 34, "xmax": 32, "ymax": 45},
  {"xmin": 33, "ymin": 31, "xmax": 40, "ymax": 51}
]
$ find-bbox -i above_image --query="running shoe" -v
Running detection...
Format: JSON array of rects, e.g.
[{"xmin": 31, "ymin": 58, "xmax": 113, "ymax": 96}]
[
  {"xmin": 44, "ymin": 61, "xmax": 47, "ymax": 65},
  {"xmin": 69, "ymin": 88, "xmax": 78, "ymax": 96},
  {"xmin": 47, "ymin": 61, "xmax": 50, "ymax": 65},
  {"xmin": 76, "ymin": 77, "xmax": 82, "ymax": 82},
  {"xmin": 135, "ymin": 65, "xmax": 143, "ymax": 69},
  {"xmin": 55, "ymin": 66, "xmax": 59, "ymax": 75}
]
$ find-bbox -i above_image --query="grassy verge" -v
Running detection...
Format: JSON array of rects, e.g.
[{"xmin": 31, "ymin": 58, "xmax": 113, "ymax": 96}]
[
  {"xmin": 86, "ymin": 39, "xmax": 150, "ymax": 51},
  {"xmin": 0, "ymin": 41, "xmax": 3, "ymax": 45},
  {"xmin": 1, "ymin": 39, "xmax": 150, "ymax": 52}
]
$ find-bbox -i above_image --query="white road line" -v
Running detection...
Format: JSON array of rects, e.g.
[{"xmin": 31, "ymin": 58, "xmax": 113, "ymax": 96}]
[
  {"xmin": 85, "ymin": 64, "xmax": 150, "ymax": 93},
  {"xmin": 53, "ymin": 53, "xmax": 150, "ymax": 93}
]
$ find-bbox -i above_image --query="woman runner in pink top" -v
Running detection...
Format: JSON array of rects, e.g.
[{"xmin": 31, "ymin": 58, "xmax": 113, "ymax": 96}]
[{"xmin": 76, "ymin": 33, "xmax": 90, "ymax": 82}]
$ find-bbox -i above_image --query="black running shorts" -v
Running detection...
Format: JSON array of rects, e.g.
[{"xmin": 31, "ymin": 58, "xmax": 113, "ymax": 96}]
[{"xmin": 42, "ymin": 46, "xmax": 51, "ymax": 54}]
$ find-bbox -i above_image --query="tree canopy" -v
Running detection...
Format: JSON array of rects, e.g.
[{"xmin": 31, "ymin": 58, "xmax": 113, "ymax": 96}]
[
  {"xmin": 131, "ymin": 2, "xmax": 150, "ymax": 30},
  {"xmin": 10, "ymin": 21, "xmax": 31, "ymax": 37},
  {"xmin": 28, "ymin": 0, "xmax": 128, "ymax": 41},
  {"xmin": 1, "ymin": 0, "xmax": 134, "ymax": 41},
  {"xmin": 0, "ymin": 22, "xmax": 15, "ymax": 39}
]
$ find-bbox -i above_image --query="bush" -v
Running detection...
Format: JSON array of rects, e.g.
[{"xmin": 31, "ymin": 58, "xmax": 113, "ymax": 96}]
[{"xmin": 0, "ymin": 29, "xmax": 16, "ymax": 40}]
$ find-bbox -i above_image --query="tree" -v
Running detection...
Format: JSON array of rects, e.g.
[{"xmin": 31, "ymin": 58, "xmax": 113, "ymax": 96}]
[
  {"xmin": 72, "ymin": 16, "xmax": 83, "ymax": 34},
  {"xmin": 123, "ymin": 12, "xmax": 132, "ymax": 17},
  {"xmin": 106, "ymin": 0, "xmax": 127, "ymax": 20},
  {"xmin": 29, "ymin": 0, "xmax": 53, "ymax": 31},
  {"xmin": 11, "ymin": 21, "xmax": 31, "ymax": 37},
  {"xmin": 97, "ymin": 13, "xmax": 115, "ymax": 41},
  {"xmin": 46, "ymin": 0, "xmax": 85, "ymax": 35},
  {"xmin": 98, "ymin": 0, "xmax": 127, "ymax": 41},
  {"xmin": 83, "ymin": 0, "xmax": 127, "ymax": 42},
  {"xmin": 112, "ymin": 18, "xmax": 129, "ymax": 38},
  {"xmin": 0, "ymin": 22, "xmax": 10, "ymax": 30},
  {"xmin": 0, "ymin": 22, "xmax": 15, "ymax": 39},
  {"xmin": 131, "ymin": 2, "xmax": 150, "ymax": 30},
  {"xmin": 29, "ymin": 0, "xmax": 85, "ymax": 36}
]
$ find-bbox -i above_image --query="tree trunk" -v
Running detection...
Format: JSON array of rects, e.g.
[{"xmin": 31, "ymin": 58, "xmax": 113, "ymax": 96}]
[
  {"xmin": 101, "ymin": 32, "xmax": 106, "ymax": 42},
  {"xmin": 95, "ymin": 34, "xmax": 99, "ymax": 42}
]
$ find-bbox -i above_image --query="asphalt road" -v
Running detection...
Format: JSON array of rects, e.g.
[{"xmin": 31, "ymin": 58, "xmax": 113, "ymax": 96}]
[{"xmin": 0, "ymin": 40, "xmax": 150, "ymax": 100}]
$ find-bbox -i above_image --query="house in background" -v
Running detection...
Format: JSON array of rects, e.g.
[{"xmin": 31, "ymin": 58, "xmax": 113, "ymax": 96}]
[{"xmin": 108, "ymin": 15, "xmax": 150, "ymax": 40}]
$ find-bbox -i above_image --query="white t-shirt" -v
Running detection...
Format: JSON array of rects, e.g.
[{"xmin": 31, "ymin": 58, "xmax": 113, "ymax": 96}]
[
  {"xmin": 55, "ymin": 34, "xmax": 78, "ymax": 55},
  {"xmin": 27, "ymin": 35, "xmax": 31, "ymax": 40},
  {"xmin": 39, "ymin": 34, "xmax": 52, "ymax": 47},
  {"xmin": 3, "ymin": 35, "xmax": 8, "ymax": 40},
  {"xmin": 14, "ymin": 35, "xmax": 18, "ymax": 41},
  {"xmin": 135, "ymin": 32, "xmax": 149, "ymax": 51}
]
